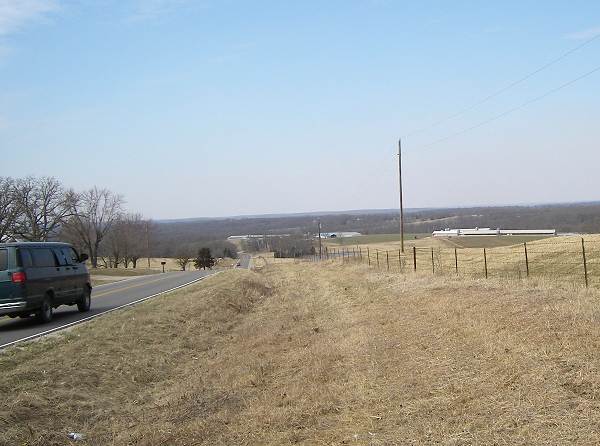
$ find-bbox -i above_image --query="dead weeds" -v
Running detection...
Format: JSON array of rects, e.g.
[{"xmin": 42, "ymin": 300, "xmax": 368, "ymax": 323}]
[{"xmin": 1, "ymin": 263, "xmax": 600, "ymax": 445}]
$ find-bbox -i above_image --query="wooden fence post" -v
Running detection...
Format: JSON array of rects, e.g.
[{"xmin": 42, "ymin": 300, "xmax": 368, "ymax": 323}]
[
  {"xmin": 454, "ymin": 248, "xmax": 458, "ymax": 274},
  {"xmin": 484, "ymin": 248, "xmax": 488, "ymax": 279},
  {"xmin": 524, "ymin": 242, "xmax": 529, "ymax": 277},
  {"xmin": 431, "ymin": 248, "xmax": 435, "ymax": 274},
  {"xmin": 413, "ymin": 246, "xmax": 417, "ymax": 272},
  {"xmin": 582, "ymin": 238, "xmax": 589, "ymax": 288},
  {"xmin": 386, "ymin": 251, "xmax": 390, "ymax": 271},
  {"xmin": 376, "ymin": 250, "xmax": 380, "ymax": 268},
  {"xmin": 367, "ymin": 248, "xmax": 371, "ymax": 266},
  {"xmin": 325, "ymin": 247, "xmax": 329, "ymax": 260}
]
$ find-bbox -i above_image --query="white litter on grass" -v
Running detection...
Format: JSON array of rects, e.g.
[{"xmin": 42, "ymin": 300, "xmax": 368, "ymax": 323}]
[{"xmin": 68, "ymin": 432, "xmax": 84, "ymax": 441}]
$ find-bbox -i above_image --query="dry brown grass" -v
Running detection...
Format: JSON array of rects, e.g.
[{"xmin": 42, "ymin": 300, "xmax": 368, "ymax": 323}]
[
  {"xmin": 94, "ymin": 258, "xmax": 191, "ymax": 272},
  {"xmin": 215, "ymin": 257, "xmax": 238, "ymax": 268},
  {"xmin": 332, "ymin": 235, "xmax": 600, "ymax": 287},
  {"xmin": 254, "ymin": 251, "xmax": 300, "ymax": 264},
  {"xmin": 2, "ymin": 262, "xmax": 600, "ymax": 445}
]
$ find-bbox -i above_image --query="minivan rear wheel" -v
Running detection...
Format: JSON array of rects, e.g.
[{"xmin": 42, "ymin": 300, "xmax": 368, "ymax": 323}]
[
  {"xmin": 37, "ymin": 296, "xmax": 53, "ymax": 323},
  {"xmin": 77, "ymin": 287, "xmax": 91, "ymax": 312}
]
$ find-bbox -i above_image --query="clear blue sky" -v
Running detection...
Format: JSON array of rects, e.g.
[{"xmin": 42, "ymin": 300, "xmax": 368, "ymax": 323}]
[{"xmin": 1, "ymin": 1, "xmax": 599, "ymax": 218}]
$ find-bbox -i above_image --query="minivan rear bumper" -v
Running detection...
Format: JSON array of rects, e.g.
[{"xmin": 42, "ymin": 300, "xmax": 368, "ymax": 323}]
[{"xmin": 0, "ymin": 301, "xmax": 28, "ymax": 316}]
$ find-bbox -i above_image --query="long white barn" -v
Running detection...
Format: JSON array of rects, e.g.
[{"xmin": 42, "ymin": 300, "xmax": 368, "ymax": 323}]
[{"xmin": 432, "ymin": 228, "xmax": 556, "ymax": 237}]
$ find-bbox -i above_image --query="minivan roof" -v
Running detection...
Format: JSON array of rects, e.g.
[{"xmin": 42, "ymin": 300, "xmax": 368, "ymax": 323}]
[{"xmin": 0, "ymin": 242, "xmax": 73, "ymax": 248}]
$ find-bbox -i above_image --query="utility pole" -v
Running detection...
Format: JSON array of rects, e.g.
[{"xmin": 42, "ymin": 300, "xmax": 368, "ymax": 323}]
[
  {"xmin": 398, "ymin": 138, "xmax": 405, "ymax": 253},
  {"xmin": 318, "ymin": 219, "xmax": 323, "ymax": 260},
  {"xmin": 145, "ymin": 220, "xmax": 151, "ymax": 268}
]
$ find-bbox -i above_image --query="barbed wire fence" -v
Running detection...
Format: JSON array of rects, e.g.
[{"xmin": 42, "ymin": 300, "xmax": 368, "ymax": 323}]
[{"xmin": 307, "ymin": 238, "xmax": 599, "ymax": 288}]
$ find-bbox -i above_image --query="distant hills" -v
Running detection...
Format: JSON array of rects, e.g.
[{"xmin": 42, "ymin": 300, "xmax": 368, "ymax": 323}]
[
  {"xmin": 157, "ymin": 201, "xmax": 600, "ymax": 224},
  {"xmin": 149, "ymin": 202, "xmax": 600, "ymax": 256}
]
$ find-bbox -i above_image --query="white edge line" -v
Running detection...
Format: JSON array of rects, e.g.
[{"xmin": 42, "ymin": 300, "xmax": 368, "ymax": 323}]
[{"xmin": 0, "ymin": 271, "xmax": 221, "ymax": 350}]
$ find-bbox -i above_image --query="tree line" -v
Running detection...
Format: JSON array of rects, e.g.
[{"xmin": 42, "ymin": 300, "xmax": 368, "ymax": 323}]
[
  {"xmin": 151, "ymin": 203, "xmax": 600, "ymax": 242},
  {"xmin": 174, "ymin": 247, "xmax": 216, "ymax": 271},
  {"xmin": 242, "ymin": 235, "xmax": 315, "ymax": 258},
  {"xmin": 0, "ymin": 176, "xmax": 148, "ymax": 268}
]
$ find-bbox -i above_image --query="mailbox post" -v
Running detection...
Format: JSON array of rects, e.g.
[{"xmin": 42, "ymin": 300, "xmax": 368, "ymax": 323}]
[{"xmin": 161, "ymin": 261, "xmax": 166, "ymax": 273}]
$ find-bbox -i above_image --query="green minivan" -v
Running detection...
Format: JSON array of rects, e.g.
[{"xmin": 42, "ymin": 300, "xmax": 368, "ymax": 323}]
[{"xmin": 0, "ymin": 242, "xmax": 92, "ymax": 323}]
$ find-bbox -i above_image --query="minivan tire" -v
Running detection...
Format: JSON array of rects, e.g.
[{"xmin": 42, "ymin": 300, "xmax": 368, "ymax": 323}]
[
  {"xmin": 77, "ymin": 287, "xmax": 91, "ymax": 312},
  {"xmin": 37, "ymin": 295, "xmax": 54, "ymax": 323}
]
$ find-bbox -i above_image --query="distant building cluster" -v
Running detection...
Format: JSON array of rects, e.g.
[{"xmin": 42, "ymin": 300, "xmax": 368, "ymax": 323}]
[
  {"xmin": 320, "ymin": 232, "xmax": 361, "ymax": 239},
  {"xmin": 432, "ymin": 228, "xmax": 557, "ymax": 237},
  {"xmin": 228, "ymin": 231, "xmax": 361, "ymax": 241},
  {"xmin": 227, "ymin": 235, "xmax": 267, "ymax": 240}
]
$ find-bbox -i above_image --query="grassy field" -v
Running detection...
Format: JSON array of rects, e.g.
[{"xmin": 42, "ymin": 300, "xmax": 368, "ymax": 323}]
[
  {"xmin": 2, "ymin": 261, "xmax": 600, "ymax": 444},
  {"xmin": 93, "ymin": 257, "xmax": 187, "ymax": 272},
  {"xmin": 438, "ymin": 234, "xmax": 553, "ymax": 248},
  {"xmin": 326, "ymin": 234, "xmax": 600, "ymax": 287},
  {"xmin": 324, "ymin": 233, "xmax": 428, "ymax": 245},
  {"xmin": 90, "ymin": 257, "xmax": 239, "ymax": 277}
]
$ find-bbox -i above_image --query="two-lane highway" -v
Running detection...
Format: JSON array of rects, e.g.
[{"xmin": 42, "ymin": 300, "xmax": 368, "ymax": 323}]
[{"xmin": 0, "ymin": 269, "xmax": 215, "ymax": 349}]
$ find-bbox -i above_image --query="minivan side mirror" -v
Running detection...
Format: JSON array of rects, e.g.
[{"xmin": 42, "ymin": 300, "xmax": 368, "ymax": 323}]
[{"xmin": 79, "ymin": 253, "xmax": 89, "ymax": 263}]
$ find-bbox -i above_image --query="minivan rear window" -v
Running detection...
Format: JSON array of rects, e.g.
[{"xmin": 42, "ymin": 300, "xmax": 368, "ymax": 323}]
[
  {"xmin": 53, "ymin": 249, "xmax": 69, "ymax": 266},
  {"xmin": 31, "ymin": 248, "xmax": 58, "ymax": 268},
  {"xmin": 0, "ymin": 249, "xmax": 7, "ymax": 271},
  {"xmin": 61, "ymin": 247, "xmax": 79, "ymax": 265},
  {"xmin": 18, "ymin": 249, "xmax": 33, "ymax": 268}
]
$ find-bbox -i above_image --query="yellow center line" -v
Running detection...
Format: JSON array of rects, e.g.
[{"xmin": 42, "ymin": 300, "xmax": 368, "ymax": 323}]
[{"xmin": 92, "ymin": 275, "xmax": 179, "ymax": 298}]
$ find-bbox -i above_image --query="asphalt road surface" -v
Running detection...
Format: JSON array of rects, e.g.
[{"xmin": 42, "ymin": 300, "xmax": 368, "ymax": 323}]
[
  {"xmin": 238, "ymin": 253, "xmax": 252, "ymax": 269},
  {"xmin": 0, "ymin": 269, "xmax": 215, "ymax": 349}
]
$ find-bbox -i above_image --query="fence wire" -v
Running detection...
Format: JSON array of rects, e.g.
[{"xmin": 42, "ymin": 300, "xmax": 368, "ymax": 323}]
[{"xmin": 308, "ymin": 238, "xmax": 600, "ymax": 288}]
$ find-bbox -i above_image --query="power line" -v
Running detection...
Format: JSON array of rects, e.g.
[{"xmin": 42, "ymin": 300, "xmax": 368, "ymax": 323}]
[
  {"xmin": 418, "ymin": 64, "xmax": 600, "ymax": 150},
  {"xmin": 406, "ymin": 32, "xmax": 600, "ymax": 138}
]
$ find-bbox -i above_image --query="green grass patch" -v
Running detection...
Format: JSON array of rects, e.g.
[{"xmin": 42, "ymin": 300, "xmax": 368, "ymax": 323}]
[
  {"xmin": 325, "ymin": 233, "xmax": 429, "ymax": 245},
  {"xmin": 438, "ymin": 235, "xmax": 555, "ymax": 249}
]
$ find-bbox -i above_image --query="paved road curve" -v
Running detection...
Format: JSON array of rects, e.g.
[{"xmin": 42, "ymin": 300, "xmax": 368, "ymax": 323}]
[
  {"xmin": 238, "ymin": 253, "xmax": 252, "ymax": 269},
  {"xmin": 0, "ymin": 269, "xmax": 215, "ymax": 349}
]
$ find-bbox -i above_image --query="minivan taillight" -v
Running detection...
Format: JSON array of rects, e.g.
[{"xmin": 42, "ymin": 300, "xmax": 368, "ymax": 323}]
[{"xmin": 11, "ymin": 272, "xmax": 27, "ymax": 284}]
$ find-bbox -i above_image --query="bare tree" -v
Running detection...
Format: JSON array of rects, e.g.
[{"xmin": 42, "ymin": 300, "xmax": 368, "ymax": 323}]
[
  {"xmin": 112, "ymin": 213, "xmax": 146, "ymax": 268},
  {"xmin": 105, "ymin": 220, "xmax": 127, "ymax": 268},
  {"xmin": 63, "ymin": 187, "xmax": 124, "ymax": 268},
  {"xmin": 11, "ymin": 177, "xmax": 72, "ymax": 241},
  {"xmin": 174, "ymin": 249, "xmax": 193, "ymax": 271},
  {"xmin": 142, "ymin": 219, "xmax": 155, "ymax": 268},
  {"xmin": 0, "ymin": 177, "xmax": 18, "ymax": 242}
]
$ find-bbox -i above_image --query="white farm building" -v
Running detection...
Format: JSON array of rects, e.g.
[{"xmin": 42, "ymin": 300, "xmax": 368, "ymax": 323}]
[{"xmin": 432, "ymin": 228, "xmax": 556, "ymax": 237}]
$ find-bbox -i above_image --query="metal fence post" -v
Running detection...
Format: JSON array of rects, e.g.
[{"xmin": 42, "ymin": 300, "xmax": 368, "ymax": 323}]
[
  {"xmin": 367, "ymin": 247, "xmax": 371, "ymax": 266},
  {"xmin": 413, "ymin": 246, "xmax": 417, "ymax": 272},
  {"xmin": 431, "ymin": 248, "xmax": 435, "ymax": 274},
  {"xmin": 484, "ymin": 248, "xmax": 488, "ymax": 279},
  {"xmin": 359, "ymin": 247, "xmax": 363, "ymax": 260},
  {"xmin": 524, "ymin": 242, "xmax": 529, "ymax": 277},
  {"xmin": 454, "ymin": 248, "xmax": 458, "ymax": 274},
  {"xmin": 582, "ymin": 238, "xmax": 589, "ymax": 288},
  {"xmin": 386, "ymin": 251, "xmax": 390, "ymax": 271},
  {"xmin": 398, "ymin": 249, "xmax": 402, "ymax": 272},
  {"xmin": 325, "ymin": 247, "xmax": 329, "ymax": 260},
  {"xmin": 376, "ymin": 250, "xmax": 380, "ymax": 268}
]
